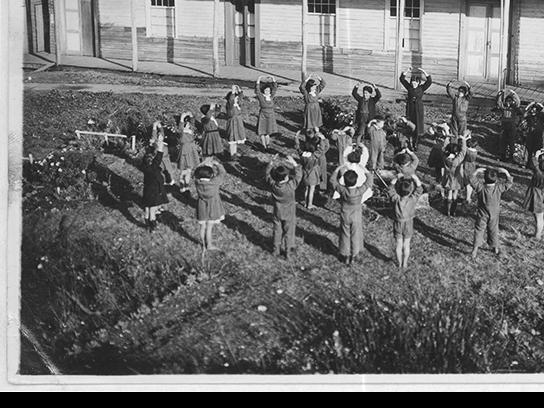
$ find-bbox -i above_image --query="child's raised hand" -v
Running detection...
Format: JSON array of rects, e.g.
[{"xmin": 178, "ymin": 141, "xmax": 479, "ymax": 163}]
[{"xmin": 286, "ymin": 156, "xmax": 297, "ymax": 166}]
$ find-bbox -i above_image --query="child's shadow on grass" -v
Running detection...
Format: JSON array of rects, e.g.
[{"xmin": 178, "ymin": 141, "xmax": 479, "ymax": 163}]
[
  {"xmin": 414, "ymin": 218, "xmax": 472, "ymax": 249},
  {"xmin": 159, "ymin": 211, "xmax": 201, "ymax": 246}
]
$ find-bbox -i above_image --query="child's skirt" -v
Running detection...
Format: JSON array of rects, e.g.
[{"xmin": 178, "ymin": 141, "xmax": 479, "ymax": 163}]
[
  {"xmin": 197, "ymin": 196, "xmax": 226, "ymax": 224},
  {"xmin": 202, "ymin": 131, "xmax": 224, "ymax": 156},
  {"xmin": 523, "ymin": 187, "xmax": 544, "ymax": 214},
  {"xmin": 227, "ymin": 116, "xmax": 247, "ymax": 144},
  {"xmin": 178, "ymin": 143, "xmax": 201, "ymax": 171},
  {"xmin": 303, "ymin": 167, "xmax": 321, "ymax": 187}
]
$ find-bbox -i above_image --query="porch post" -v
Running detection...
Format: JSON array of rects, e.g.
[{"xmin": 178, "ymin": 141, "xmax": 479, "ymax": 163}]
[
  {"xmin": 53, "ymin": 0, "xmax": 63, "ymax": 65},
  {"xmin": 500, "ymin": 0, "xmax": 511, "ymax": 89},
  {"xmin": 394, "ymin": 0, "xmax": 406, "ymax": 90},
  {"xmin": 212, "ymin": 0, "xmax": 220, "ymax": 77},
  {"xmin": 130, "ymin": 0, "xmax": 138, "ymax": 72},
  {"xmin": 302, "ymin": 0, "xmax": 308, "ymax": 82}
]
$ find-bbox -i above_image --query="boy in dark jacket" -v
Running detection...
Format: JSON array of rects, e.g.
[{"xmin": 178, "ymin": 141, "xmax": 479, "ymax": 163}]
[
  {"xmin": 496, "ymin": 90, "xmax": 522, "ymax": 162},
  {"xmin": 447, "ymin": 80, "xmax": 472, "ymax": 140},
  {"xmin": 266, "ymin": 155, "xmax": 303, "ymax": 260},
  {"xmin": 352, "ymin": 83, "xmax": 382, "ymax": 144}
]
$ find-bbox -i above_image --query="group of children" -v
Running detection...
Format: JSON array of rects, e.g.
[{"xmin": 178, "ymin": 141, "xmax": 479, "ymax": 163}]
[{"xmin": 140, "ymin": 69, "xmax": 544, "ymax": 269}]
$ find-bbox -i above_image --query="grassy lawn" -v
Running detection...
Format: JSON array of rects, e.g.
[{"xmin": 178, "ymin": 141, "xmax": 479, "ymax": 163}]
[{"xmin": 21, "ymin": 90, "xmax": 544, "ymax": 375}]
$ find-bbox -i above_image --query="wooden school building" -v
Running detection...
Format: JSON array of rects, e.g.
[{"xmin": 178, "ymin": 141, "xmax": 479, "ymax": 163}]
[{"xmin": 26, "ymin": 0, "xmax": 544, "ymax": 87}]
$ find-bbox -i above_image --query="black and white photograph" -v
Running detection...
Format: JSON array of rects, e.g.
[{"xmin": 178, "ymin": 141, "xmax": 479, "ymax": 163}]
[{"xmin": 2, "ymin": 0, "xmax": 544, "ymax": 392}]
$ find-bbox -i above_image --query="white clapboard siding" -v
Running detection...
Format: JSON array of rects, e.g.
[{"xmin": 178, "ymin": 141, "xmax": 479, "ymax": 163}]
[
  {"xmin": 260, "ymin": 0, "xmax": 302, "ymax": 42},
  {"xmin": 98, "ymin": 0, "xmax": 147, "ymax": 27},
  {"xmin": 421, "ymin": 0, "xmax": 460, "ymax": 59},
  {"xmin": 176, "ymin": 0, "xmax": 225, "ymax": 38},
  {"xmin": 517, "ymin": 0, "xmax": 544, "ymax": 84},
  {"xmin": 337, "ymin": 0, "xmax": 385, "ymax": 50},
  {"xmin": 149, "ymin": 7, "xmax": 176, "ymax": 38}
]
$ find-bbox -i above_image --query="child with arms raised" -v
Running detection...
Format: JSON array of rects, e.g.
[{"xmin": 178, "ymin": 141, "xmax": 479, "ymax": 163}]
[
  {"xmin": 266, "ymin": 155, "xmax": 303, "ymax": 260},
  {"xmin": 352, "ymin": 83, "xmax": 381, "ymax": 143},
  {"xmin": 200, "ymin": 104, "xmax": 224, "ymax": 158},
  {"xmin": 496, "ymin": 90, "xmax": 522, "ymax": 162},
  {"xmin": 523, "ymin": 150, "xmax": 544, "ymax": 240},
  {"xmin": 300, "ymin": 133, "xmax": 329, "ymax": 209},
  {"xmin": 194, "ymin": 157, "xmax": 227, "ymax": 252},
  {"xmin": 256, "ymin": 76, "xmax": 279, "ymax": 151},
  {"xmin": 470, "ymin": 167, "xmax": 514, "ymax": 259},
  {"xmin": 442, "ymin": 133, "xmax": 469, "ymax": 216},
  {"xmin": 300, "ymin": 74, "xmax": 327, "ymax": 132},
  {"xmin": 368, "ymin": 115, "xmax": 387, "ymax": 171},
  {"xmin": 330, "ymin": 167, "xmax": 374, "ymax": 266},
  {"xmin": 447, "ymin": 80, "xmax": 472, "ymax": 139},
  {"xmin": 143, "ymin": 122, "xmax": 170, "ymax": 232},
  {"xmin": 389, "ymin": 174, "xmax": 424, "ymax": 270},
  {"xmin": 177, "ymin": 112, "xmax": 201, "ymax": 195},
  {"xmin": 225, "ymin": 85, "xmax": 247, "ymax": 159}
]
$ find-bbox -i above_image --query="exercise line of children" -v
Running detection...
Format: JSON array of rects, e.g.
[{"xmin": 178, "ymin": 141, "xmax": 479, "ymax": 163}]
[{"xmin": 141, "ymin": 70, "xmax": 544, "ymax": 269}]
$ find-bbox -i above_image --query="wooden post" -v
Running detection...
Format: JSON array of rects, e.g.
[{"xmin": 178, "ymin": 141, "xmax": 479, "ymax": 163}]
[
  {"xmin": 212, "ymin": 0, "xmax": 220, "ymax": 78},
  {"xmin": 53, "ymin": 0, "xmax": 63, "ymax": 66},
  {"xmin": 130, "ymin": 0, "xmax": 138, "ymax": 72},
  {"xmin": 302, "ymin": 0, "xmax": 308, "ymax": 82},
  {"xmin": 394, "ymin": 0, "xmax": 406, "ymax": 90},
  {"xmin": 500, "ymin": 0, "xmax": 511, "ymax": 90}
]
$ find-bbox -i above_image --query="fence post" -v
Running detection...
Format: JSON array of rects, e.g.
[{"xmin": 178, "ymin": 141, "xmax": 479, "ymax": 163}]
[{"xmin": 131, "ymin": 135, "xmax": 136, "ymax": 151}]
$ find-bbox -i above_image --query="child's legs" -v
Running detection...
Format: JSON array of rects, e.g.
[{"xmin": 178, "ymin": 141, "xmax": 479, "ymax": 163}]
[
  {"xmin": 229, "ymin": 142, "xmax": 237, "ymax": 157},
  {"xmin": 162, "ymin": 156, "xmax": 175, "ymax": 182},
  {"xmin": 339, "ymin": 219, "xmax": 351, "ymax": 258},
  {"xmin": 266, "ymin": 135, "xmax": 271, "ymax": 145},
  {"xmin": 351, "ymin": 214, "xmax": 363, "ymax": 257},
  {"xmin": 466, "ymin": 185, "xmax": 474, "ymax": 202},
  {"xmin": 378, "ymin": 147, "xmax": 385, "ymax": 170},
  {"xmin": 451, "ymin": 117, "xmax": 459, "ymax": 137},
  {"xmin": 261, "ymin": 135, "xmax": 268, "ymax": 148},
  {"xmin": 403, "ymin": 238, "xmax": 412, "ymax": 267},
  {"xmin": 307, "ymin": 185, "xmax": 316, "ymax": 207},
  {"xmin": 149, "ymin": 206, "xmax": 159, "ymax": 221},
  {"xmin": 474, "ymin": 215, "xmax": 488, "ymax": 250},
  {"xmin": 447, "ymin": 190, "xmax": 454, "ymax": 201},
  {"xmin": 273, "ymin": 217, "xmax": 283, "ymax": 253},
  {"xmin": 145, "ymin": 207, "xmax": 150, "ymax": 220},
  {"xmin": 284, "ymin": 214, "xmax": 297, "ymax": 251},
  {"xmin": 206, "ymin": 222, "xmax": 216, "ymax": 249},
  {"xmin": 369, "ymin": 147, "xmax": 378, "ymax": 170},
  {"xmin": 452, "ymin": 190, "xmax": 459, "ymax": 201},
  {"xmin": 535, "ymin": 213, "xmax": 544, "ymax": 238},
  {"xmin": 199, "ymin": 223, "xmax": 207, "ymax": 247},
  {"xmin": 487, "ymin": 216, "xmax": 501, "ymax": 250},
  {"xmin": 395, "ymin": 237, "xmax": 404, "ymax": 267}
]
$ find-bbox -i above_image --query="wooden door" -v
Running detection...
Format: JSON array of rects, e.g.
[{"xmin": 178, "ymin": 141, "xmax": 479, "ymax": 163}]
[
  {"xmin": 34, "ymin": 3, "xmax": 46, "ymax": 53},
  {"xmin": 80, "ymin": 0, "xmax": 95, "ymax": 56},
  {"xmin": 233, "ymin": 0, "xmax": 256, "ymax": 66},
  {"xmin": 64, "ymin": 0, "xmax": 95, "ymax": 56},
  {"xmin": 466, "ymin": 3, "xmax": 501, "ymax": 81}
]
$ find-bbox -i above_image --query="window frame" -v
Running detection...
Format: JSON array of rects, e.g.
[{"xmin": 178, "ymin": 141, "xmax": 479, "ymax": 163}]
[{"xmin": 146, "ymin": 0, "xmax": 178, "ymax": 39}]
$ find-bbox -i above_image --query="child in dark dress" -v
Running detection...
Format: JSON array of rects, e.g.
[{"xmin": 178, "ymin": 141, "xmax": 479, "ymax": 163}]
[
  {"xmin": 194, "ymin": 157, "xmax": 227, "ymax": 252},
  {"xmin": 143, "ymin": 122, "xmax": 169, "ymax": 232},
  {"xmin": 470, "ymin": 167, "xmax": 514, "ymax": 259},
  {"xmin": 352, "ymin": 83, "xmax": 381, "ymax": 144},
  {"xmin": 300, "ymin": 133, "xmax": 328, "ymax": 210},
  {"xmin": 266, "ymin": 155, "xmax": 303, "ymax": 260},
  {"xmin": 400, "ymin": 67, "xmax": 433, "ymax": 151},
  {"xmin": 300, "ymin": 74, "xmax": 326, "ymax": 132},
  {"xmin": 523, "ymin": 150, "xmax": 544, "ymax": 240},
  {"xmin": 496, "ymin": 90, "xmax": 522, "ymax": 162},
  {"xmin": 200, "ymin": 104, "xmax": 224, "ymax": 158},
  {"xmin": 447, "ymin": 80, "xmax": 472, "ymax": 139},
  {"xmin": 177, "ymin": 112, "xmax": 201, "ymax": 194},
  {"xmin": 463, "ymin": 137, "xmax": 479, "ymax": 204},
  {"xmin": 256, "ymin": 76, "xmax": 279, "ymax": 151},
  {"xmin": 442, "ymin": 134, "xmax": 468, "ymax": 217},
  {"xmin": 225, "ymin": 85, "xmax": 247, "ymax": 159}
]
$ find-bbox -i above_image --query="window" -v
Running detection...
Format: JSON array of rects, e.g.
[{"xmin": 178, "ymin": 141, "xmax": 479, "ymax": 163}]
[
  {"xmin": 148, "ymin": 0, "xmax": 176, "ymax": 38},
  {"xmin": 388, "ymin": 0, "xmax": 422, "ymax": 52},
  {"xmin": 308, "ymin": 0, "xmax": 336, "ymax": 15},
  {"xmin": 151, "ymin": 0, "xmax": 175, "ymax": 6}
]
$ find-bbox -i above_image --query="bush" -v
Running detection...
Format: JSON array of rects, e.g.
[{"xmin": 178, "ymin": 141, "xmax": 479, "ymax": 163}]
[{"xmin": 321, "ymin": 99, "xmax": 355, "ymax": 133}]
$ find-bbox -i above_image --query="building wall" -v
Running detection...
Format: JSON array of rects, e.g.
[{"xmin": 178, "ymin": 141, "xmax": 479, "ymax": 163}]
[
  {"xmin": 515, "ymin": 0, "xmax": 544, "ymax": 86},
  {"xmin": 27, "ymin": 0, "xmax": 56, "ymax": 54}
]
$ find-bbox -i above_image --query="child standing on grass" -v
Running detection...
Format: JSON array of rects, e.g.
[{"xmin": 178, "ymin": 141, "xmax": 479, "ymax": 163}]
[
  {"xmin": 300, "ymin": 74, "xmax": 326, "ymax": 132},
  {"xmin": 442, "ymin": 133, "xmax": 468, "ymax": 217},
  {"xmin": 447, "ymin": 80, "xmax": 472, "ymax": 139},
  {"xmin": 177, "ymin": 112, "xmax": 201, "ymax": 195},
  {"xmin": 330, "ymin": 166, "xmax": 374, "ymax": 266},
  {"xmin": 150, "ymin": 120, "xmax": 177, "ymax": 186},
  {"xmin": 256, "ymin": 76, "xmax": 279, "ymax": 152},
  {"xmin": 300, "ymin": 133, "xmax": 328, "ymax": 210},
  {"xmin": 332, "ymin": 151, "xmax": 374, "ymax": 205},
  {"xmin": 496, "ymin": 90, "xmax": 522, "ymax": 162},
  {"xmin": 393, "ymin": 116, "xmax": 417, "ymax": 153},
  {"xmin": 352, "ymin": 83, "xmax": 381, "ymax": 143},
  {"xmin": 389, "ymin": 174, "xmax": 423, "ymax": 270},
  {"xmin": 266, "ymin": 155, "xmax": 303, "ymax": 260},
  {"xmin": 368, "ymin": 116, "xmax": 387, "ymax": 171},
  {"xmin": 427, "ymin": 122, "xmax": 451, "ymax": 183},
  {"xmin": 463, "ymin": 137, "xmax": 479, "ymax": 204},
  {"xmin": 143, "ymin": 122, "xmax": 169, "ymax": 232},
  {"xmin": 195, "ymin": 157, "xmax": 227, "ymax": 252},
  {"xmin": 470, "ymin": 167, "xmax": 514, "ymax": 259},
  {"xmin": 523, "ymin": 150, "xmax": 544, "ymax": 240},
  {"xmin": 200, "ymin": 104, "xmax": 224, "ymax": 158},
  {"xmin": 400, "ymin": 67, "xmax": 433, "ymax": 151},
  {"xmin": 225, "ymin": 85, "xmax": 247, "ymax": 160}
]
